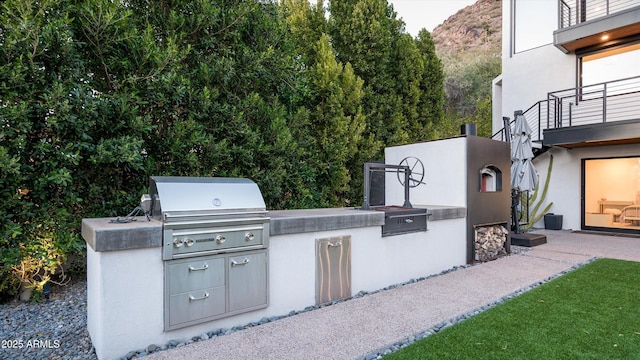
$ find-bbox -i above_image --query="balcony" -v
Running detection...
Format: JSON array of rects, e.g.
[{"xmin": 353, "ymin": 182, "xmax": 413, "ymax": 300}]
[
  {"xmin": 494, "ymin": 75, "xmax": 640, "ymax": 149},
  {"xmin": 554, "ymin": 0, "xmax": 640, "ymax": 53}
]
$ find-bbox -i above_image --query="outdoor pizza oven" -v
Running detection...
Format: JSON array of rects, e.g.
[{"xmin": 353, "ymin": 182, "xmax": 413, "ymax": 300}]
[{"xmin": 149, "ymin": 176, "xmax": 270, "ymax": 331}]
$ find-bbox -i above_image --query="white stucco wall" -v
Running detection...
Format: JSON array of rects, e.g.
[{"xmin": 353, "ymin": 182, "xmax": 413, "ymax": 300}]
[
  {"xmin": 531, "ymin": 144, "xmax": 640, "ymax": 230},
  {"xmin": 492, "ymin": 75, "xmax": 503, "ymax": 135},
  {"xmin": 350, "ymin": 217, "xmax": 466, "ymax": 292},
  {"xmin": 497, "ymin": 0, "xmax": 576, "ymax": 126},
  {"xmin": 384, "ymin": 137, "xmax": 467, "ymax": 207},
  {"xmin": 502, "ymin": 45, "xmax": 575, "ymax": 115}
]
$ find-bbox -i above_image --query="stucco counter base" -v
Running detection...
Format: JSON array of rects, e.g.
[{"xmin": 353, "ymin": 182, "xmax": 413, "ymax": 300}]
[{"xmin": 83, "ymin": 206, "xmax": 466, "ymax": 359}]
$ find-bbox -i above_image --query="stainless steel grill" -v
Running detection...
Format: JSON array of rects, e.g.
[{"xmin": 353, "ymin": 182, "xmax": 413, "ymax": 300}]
[
  {"xmin": 149, "ymin": 176, "xmax": 270, "ymax": 331},
  {"xmin": 150, "ymin": 176, "xmax": 270, "ymax": 260}
]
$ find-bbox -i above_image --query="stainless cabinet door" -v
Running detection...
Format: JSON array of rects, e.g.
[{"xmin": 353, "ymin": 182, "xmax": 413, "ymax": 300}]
[
  {"xmin": 228, "ymin": 250, "xmax": 268, "ymax": 312},
  {"xmin": 316, "ymin": 236, "xmax": 351, "ymax": 305}
]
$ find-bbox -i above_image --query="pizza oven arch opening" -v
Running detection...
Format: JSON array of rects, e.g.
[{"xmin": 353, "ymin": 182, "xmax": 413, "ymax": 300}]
[{"xmin": 479, "ymin": 165, "xmax": 502, "ymax": 193}]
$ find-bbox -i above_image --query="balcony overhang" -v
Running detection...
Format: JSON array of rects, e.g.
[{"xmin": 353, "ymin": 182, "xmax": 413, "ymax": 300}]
[
  {"xmin": 554, "ymin": 6, "xmax": 640, "ymax": 53},
  {"xmin": 543, "ymin": 119, "xmax": 640, "ymax": 149}
]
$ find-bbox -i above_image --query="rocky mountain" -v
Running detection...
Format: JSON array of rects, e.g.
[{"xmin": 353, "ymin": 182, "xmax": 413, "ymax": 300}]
[{"xmin": 431, "ymin": 0, "xmax": 502, "ymax": 57}]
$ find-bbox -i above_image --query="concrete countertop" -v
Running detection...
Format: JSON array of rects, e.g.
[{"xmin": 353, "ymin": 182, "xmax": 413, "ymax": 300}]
[
  {"xmin": 82, "ymin": 206, "xmax": 466, "ymax": 252},
  {"xmin": 415, "ymin": 205, "xmax": 467, "ymax": 221},
  {"xmin": 82, "ymin": 217, "xmax": 162, "ymax": 252},
  {"xmin": 268, "ymin": 208, "xmax": 384, "ymax": 236}
]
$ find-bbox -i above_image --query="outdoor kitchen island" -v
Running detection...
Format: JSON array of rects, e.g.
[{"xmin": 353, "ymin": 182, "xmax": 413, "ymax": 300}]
[{"xmin": 82, "ymin": 205, "xmax": 466, "ymax": 360}]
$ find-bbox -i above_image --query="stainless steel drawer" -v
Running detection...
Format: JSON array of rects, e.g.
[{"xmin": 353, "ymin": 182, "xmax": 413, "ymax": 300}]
[
  {"xmin": 167, "ymin": 257, "xmax": 225, "ymax": 295},
  {"xmin": 168, "ymin": 286, "xmax": 226, "ymax": 328},
  {"xmin": 164, "ymin": 250, "xmax": 269, "ymax": 331}
]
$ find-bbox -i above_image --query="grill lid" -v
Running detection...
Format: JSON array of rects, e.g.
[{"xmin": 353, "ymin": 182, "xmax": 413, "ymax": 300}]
[{"xmin": 150, "ymin": 176, "xmax": 266, "ymax": 218}]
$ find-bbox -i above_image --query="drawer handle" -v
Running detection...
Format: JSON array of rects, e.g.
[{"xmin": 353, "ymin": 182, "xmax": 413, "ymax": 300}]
[
  {"xmin": 188, "ymin": 264, "xmax": 209, "ymax": 272},
  {"xmin": 189, "ymin": 292, "xmax": 210, "ymax": 301},
  {"xmin": 216, "ymin": 235, "xmax": 226, "ymax": 244},
  {"xmin": 405, "ymin": 218, "xmax": 414, "ymax": 223},
  {"xmin": 387, "ymin": 213, "xmax": 423, "ymax": 219},
  {"xmin": 245, "ymin": 232, "xmax": 255, "ymax": 241},
  {"xmin": 231, "ymin": 258, "xmax": 250, "ymax": 267},
  {"xmin": 328, "ymin": 241, "xmax": 342, "ymax": 247}
]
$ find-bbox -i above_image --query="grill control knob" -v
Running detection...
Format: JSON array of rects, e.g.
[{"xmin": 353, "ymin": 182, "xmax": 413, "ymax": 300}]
[
  {"xmin": 245, "ymin": 232, "xmax": 254, "ymax": 241},
  {"xmin": 216, "ymin": 235, "xmax": 226, "ymax": 244},
  {"xmin": 173, "ymin": 238, "xmax": 184, "ymax": 248},
  {"xmin": 184, "ymin": 238, "xmax": 195, "ymax": 247}
]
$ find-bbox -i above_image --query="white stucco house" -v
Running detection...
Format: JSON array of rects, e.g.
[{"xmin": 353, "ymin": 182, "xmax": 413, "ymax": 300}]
[{"xmin": 493, "ymin": 0, "xmax": 640, "ymax": 234}]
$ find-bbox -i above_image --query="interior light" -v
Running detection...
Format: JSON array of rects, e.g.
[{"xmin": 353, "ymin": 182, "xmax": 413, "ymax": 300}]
[{"xmin": 601, "ymin": 34, "xmax": 609, "ymax": 41}]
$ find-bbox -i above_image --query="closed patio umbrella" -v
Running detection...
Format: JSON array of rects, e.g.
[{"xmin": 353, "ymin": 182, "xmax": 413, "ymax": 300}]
[{"xmin": 510, "ymin": 111, "xmax": 538, "ymax": 233}]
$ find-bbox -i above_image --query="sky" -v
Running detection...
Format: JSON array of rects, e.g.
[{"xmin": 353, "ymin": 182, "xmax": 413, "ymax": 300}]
[{"xmin": 388, "ymin": 0, "xmax": 476, "ymax": 35}]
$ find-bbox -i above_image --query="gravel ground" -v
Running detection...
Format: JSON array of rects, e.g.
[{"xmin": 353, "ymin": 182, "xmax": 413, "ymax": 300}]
[
  {"xmin": 0, "ymin": 279, "xmax": 97, "ymax": 360},
  {"xmin": 0, "ymin": 246, "xmax": 532, "ymax": 360}
]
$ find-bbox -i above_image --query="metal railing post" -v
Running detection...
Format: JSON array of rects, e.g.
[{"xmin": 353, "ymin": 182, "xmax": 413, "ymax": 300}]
[
  {"xmin": 569, "ymin": 102, "xmax": 573, "ymax": 126},
  {"xmin": 576, "ymin": 0, "xmax": 580, "ymax": 24},
  {"xmin": 502, "ymin": 117, "xmax": 511, "ymax": 143},
  {"xmin": 537, "ymin": 102, "xmax": 542, "ymax": 140},
  {"xmin": 557, "ymin": 98, "xmax": 563, "ymax": 128},
  {"xmin": 603, "ymin": 83, "xmax": 607, "ymax": 123},
  {"xmin": 362, "ymin": 163, "xmax": 371, "ymax": 210},
  {"xmin": 547, "ymin": 94, "xmax": 552, "ymax": 131}
]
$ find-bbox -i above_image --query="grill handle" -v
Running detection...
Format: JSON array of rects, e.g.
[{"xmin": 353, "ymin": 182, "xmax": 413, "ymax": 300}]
[
  {"xmin": 189, "ymin": 292, "xmax": 210, "ymax": 301},
  {"xmin": 164, "ymin": 210, "xmax": 268, "ymax": 219},
  {"xmin": 387, "ymin": 213, "xmax": 424, "ymax": 219},
  {"xmin": 164, "ymin": 216, "xmax": 270, "ymax": 228},
  {"xmin": 231, "ymin": 258, "xmax": 250, "ymax": 267},
  {"xmin": 188, "ymin": 264, "xmax": 209, "ymax": 272}
]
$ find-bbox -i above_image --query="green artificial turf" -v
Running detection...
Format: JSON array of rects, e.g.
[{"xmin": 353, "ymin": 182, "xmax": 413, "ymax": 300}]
[{"xmin": 384, "ymin": 258, "xmax": 640, "ymax": 360}]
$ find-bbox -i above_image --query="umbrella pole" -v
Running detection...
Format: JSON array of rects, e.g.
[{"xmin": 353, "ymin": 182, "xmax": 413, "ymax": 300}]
[{"xmin": 511, "ymin": 189, "xmax": 520, "ymax": 234}]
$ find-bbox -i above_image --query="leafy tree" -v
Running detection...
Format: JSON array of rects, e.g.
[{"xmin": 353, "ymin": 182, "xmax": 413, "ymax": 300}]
[
  {"xmin": 120, "ymin": 0, "xmax": 311, "ymax": 209},
  {"xmin": 328, "ymin": 0, "xmax": 446, "ymax": 153},
  {"xmin": 307, "ymin": 34, "xmax": 367, "ymax": 206},
  {"xmin": 445, "ymin": 53, "xmax": 502, "ymax": 121},
  {"xmin": 415, "ymin": 29, "xmax": 445, "ymax": 128},
  {"xmin": 283, "ymin": 0, "xmax": 370, "ymax": 207},
  {"xmin": 0, "ymin": 0, "xmax": 102, "ymax": 299},
  {"xmin": 329, "ymin": 0, "xmax": 407, "ymax": 149}
]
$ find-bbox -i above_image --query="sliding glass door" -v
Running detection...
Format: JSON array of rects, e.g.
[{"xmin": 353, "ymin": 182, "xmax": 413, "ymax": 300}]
[{"xmin": 583, "ymin": 157, "xmax": 640, "ymax": 232}]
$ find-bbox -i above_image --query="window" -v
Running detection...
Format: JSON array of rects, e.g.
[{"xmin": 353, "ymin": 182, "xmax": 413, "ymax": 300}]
[
  {"xmin": 581, "ymin": 43, "xmax": 640, "ymax": 93},
  {"xmin": 513, "ymin": 0, "xmax": 556, "ymax": 53}
]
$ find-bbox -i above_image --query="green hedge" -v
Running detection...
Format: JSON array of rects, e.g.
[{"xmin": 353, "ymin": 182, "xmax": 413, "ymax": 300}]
[{"xmin": 0, "ymin": 0, "xmax": 447, "ymax": 301}]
